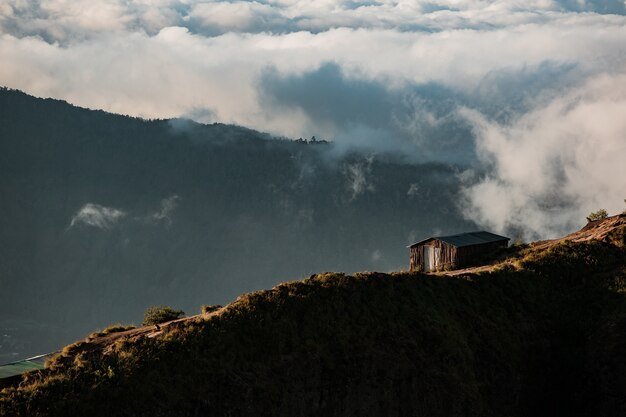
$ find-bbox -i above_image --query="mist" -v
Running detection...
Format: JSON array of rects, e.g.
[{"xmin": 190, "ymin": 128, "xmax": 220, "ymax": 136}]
[{"xmin": 461, "ymin": 71, "xmax": 626, "ymax": 240}]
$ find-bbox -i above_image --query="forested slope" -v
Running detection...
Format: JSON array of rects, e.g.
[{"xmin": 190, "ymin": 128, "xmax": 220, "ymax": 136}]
[{"xmin": 0, "ymin": 88, "xmax": 472, "ymax": 360}]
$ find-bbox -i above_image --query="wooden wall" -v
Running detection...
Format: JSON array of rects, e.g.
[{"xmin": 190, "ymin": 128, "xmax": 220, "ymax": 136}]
[
  {"xmin": 410, "ymin": 239, "xmax": 457, "ymax": 272},
  {"xmin": 455, "ymin": 241, "xmax": 507, "ymax": 268},
  {"xmin": 410, "ymin": 240, "xmax": 507, "ymax": 272}
]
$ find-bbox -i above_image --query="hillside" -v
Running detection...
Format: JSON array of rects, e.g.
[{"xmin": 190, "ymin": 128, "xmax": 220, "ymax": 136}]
[
  {"xmin": 1, "ymin": 216, "xmax": 625, "ymax": 417},
  {"xmin": 0, "ymin": 87, "xmax": 473, "ymax": 361}
]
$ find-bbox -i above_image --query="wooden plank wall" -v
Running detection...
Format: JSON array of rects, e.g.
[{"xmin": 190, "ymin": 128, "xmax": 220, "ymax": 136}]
[
  {"xmin": 455, "ymin": 241, "xmax": 507, "ymax": 267},
  {"xmin": 410, "ymin": 240, "xmax": 507, "ymax": 272},
  {"xmin": 409, "ymin": 246, "xmax": 421, "ymax": 272},
  {"xmin": 410, "ymin": 240, "xmax": 457, "ymax": 272}
]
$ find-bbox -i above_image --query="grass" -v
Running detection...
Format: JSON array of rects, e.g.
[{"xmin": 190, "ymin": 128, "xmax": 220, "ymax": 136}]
[
  {"xmin": 200, "ymin": 304, "xmax": 222, "ymax": 314},
  {"xmin": 142, "ymin": 306, "xmax": 185, "ymax": 326},
  {"xmin": 84, "ymin": 324, "xmax": 137, "ymax": 341}
]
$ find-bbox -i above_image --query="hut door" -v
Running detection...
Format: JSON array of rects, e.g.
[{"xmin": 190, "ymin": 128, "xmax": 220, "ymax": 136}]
[{"xmin": 423, "ymin": 246, "xmax": 435, "ymax": 272}]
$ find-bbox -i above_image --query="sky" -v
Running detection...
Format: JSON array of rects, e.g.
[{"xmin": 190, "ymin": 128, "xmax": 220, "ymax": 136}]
[{"xmin": 1, "ymin": 0, "xmax": 626, "ymax": 239}]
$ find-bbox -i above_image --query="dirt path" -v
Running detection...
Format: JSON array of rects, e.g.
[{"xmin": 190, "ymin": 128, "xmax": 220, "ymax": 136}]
[
  {"xmin": 434, "ymin": 263, "xmax": 502, "ymax": 277},
  {"xmin": 93, "ymin": 311, "xmax": 222, "ymax": 353}
]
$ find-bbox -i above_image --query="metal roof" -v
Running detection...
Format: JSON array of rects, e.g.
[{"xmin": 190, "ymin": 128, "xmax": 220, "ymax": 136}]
[
  {"xmin": 0, "ymin": 352, "xmax": 57, "ymax": 380},
  {"xmin": 409, "ymin": 231, "xmax": 510, "ymax": 248}
]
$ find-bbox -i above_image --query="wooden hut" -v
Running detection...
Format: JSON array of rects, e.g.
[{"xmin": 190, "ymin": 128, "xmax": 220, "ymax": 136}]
[{"xmin": 409, "ymin": 231, "xmax": 509, "ymax": 272}]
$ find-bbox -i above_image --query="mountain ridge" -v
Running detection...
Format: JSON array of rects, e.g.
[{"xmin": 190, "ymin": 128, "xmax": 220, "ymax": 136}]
[{"xmin": 1, "ymin": 215, "xmax": 625, "ymax": 416}]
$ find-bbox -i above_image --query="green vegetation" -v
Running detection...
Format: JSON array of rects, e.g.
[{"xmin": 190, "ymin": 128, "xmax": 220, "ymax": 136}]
[
  {"xmin": 2, "ymin": 233, "xmax": 626, "ymax": 416},
  {"xmin": 85, "ymin": 324, "xmax": 136, "ymax": 341},
  {"xmin": 101, "ymin": 324, "xmax": 136, "ymax": 334},
  {"xmin": 588, "ymin": 208, "xmax": 608, "ymax": 221},
  {"xmin": 142, "ymin": 306, "xmax": 185, "ymax": 326},
  {"xmin": 200, "ymin": 304, "xmax": 222, "ymax": 314},
  {"xmin": 517, "ymin": 239, "xmax": 621, "ymax": 278}
]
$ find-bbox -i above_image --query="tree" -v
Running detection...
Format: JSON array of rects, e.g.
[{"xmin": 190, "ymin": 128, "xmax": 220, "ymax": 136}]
[
  {"xmin": 142, "ymin": 305, "xmax": 185, "ymax": 326},
  {"xmin": 587, "ymin": 209, "xmax": 608, "ymax": 222}
]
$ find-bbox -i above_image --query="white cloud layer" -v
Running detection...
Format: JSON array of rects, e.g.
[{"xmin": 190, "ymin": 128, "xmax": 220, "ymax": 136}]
[
  {"xmin": 461, "ymin": 72, "xmax": 626, "ymax": 239},
  {"xmin": 147, "ymin": 195, "xmax": 180, "ymax": 225},
  {"xmin": 69, "ymin": 196, "xmax": 181, "ymax": 229},
  {"xmin": 69, "ymin": 203, "xmax": 127, "ymax": 229},
  {"xmin": 2, "ymin": 0, "xmax": 626, "ymax": 238}
]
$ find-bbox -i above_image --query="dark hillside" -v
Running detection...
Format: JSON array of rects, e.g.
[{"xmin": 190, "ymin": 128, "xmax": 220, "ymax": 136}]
[
  {"xmin": 1, "ymin": 219, "xmax": 625, "ymax": 416},
  {"xmin": 0, "ymin": 88, "xmax": 472, "ymax": 360}
]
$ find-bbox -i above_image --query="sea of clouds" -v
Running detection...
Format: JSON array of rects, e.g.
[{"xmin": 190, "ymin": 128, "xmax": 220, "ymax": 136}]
[{"xmin": 1, "ymin": 0, "xmax": 625, "ymax": 239}]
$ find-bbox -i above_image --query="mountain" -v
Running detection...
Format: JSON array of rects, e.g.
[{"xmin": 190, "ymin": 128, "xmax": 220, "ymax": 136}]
[
  {"xmin": 1, "ymin": 216, "xmax": 625, "ymax": 416},
  {"xmin": 0, "ymin": 88, "xmax": 474, "ymax": 362}
]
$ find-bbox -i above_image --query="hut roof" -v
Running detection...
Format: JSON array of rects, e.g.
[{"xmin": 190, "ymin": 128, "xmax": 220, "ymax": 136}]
[
  {"xmin": 0, "ymin": 352, "xmax": 56, "ymax": 380},
  {"xmin": 409, "ymin": 231, "xmax": 510, "ymax": 248}
]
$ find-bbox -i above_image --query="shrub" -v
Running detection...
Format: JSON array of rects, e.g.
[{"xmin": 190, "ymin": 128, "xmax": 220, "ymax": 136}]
[
  {"xmin": 84, "ymin": 324, "xmax": 136, "ymax": 341},
  {"xmin": 201, "ymin": 304, "xmax": 222, "ymax": 314},
  {"xmin": 511, "ymin": 239, "xmax": 525, "ymax": 248},
  {"xmin": 518, "ymin": 240, "xmax": 620, "ymax": 281},
  {"xmin": 102, "ymin": 324, "xmax": 136, "ymax": 334},
  {"xmin": 588, "ymin": 208, "xmax": 608, "ymax": 221},
  {"xmin": 442, "ymin": 263, "xmax": 456, "ymax": 271},
  {"xmin": 142, "ymin": 305, "xmax": 185, "ymax": 326}
]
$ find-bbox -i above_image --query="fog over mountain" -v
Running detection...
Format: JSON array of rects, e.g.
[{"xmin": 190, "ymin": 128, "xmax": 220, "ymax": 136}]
[
  {"xmin": 0, "ymin": 89, "xmax": 473, "ymax": 361},
  {"xmin": 1, "ymin": 1, "xmax": 626, "ymax": 359}
]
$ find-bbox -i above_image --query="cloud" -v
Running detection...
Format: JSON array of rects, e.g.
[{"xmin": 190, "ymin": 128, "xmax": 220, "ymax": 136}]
[
  {"xmin": 2, "ymin": 6, "xmax": 625, "ymax": 141},
  {"xmin": 188, "ymin": 1, "xmax": 287, "ymax": 35},
  {"xmin": 69, "ymin": 203, "xmax": 127, "ymax": 229},
  {"xmin": 2, "ymin": 0, "xmax": 626, "ymax": 238},
  {"xmin": 407, "ymin": 183, "xmax": 420, "ymax": 196},
  {"xmin": 344, "ymin": 156, "xmax": 375, "ymax": 200},
  {"xmin": 147, "ymin": 195, "xmax": 180, "ymax": 225},
  {"xmin": 2, "ymin": 0, "xmax": 625, "ymax": 45},
  {"xmin": 461, "ymin": 71, "xmax": 626, "ymax": 240},
  {"xmin": 68, "ymin": 197, "xmax": 181, "ymax": 230}
]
